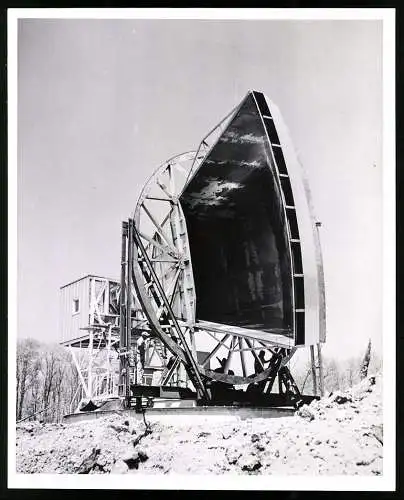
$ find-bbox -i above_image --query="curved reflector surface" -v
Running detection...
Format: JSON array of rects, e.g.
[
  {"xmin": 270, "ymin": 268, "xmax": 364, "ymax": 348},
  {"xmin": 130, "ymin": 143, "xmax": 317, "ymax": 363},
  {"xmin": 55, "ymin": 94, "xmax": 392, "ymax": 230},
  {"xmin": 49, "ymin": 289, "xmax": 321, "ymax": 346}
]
[{"xmin": 180, "ymin": 92, "xmax": 295, "ymax": 339}]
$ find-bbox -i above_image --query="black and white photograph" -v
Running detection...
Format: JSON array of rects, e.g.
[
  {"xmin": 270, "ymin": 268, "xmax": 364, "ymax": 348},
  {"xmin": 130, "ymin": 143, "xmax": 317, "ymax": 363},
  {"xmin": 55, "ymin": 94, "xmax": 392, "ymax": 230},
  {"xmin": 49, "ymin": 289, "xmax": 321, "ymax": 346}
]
[{"xmin": 8, "ymin": 8, "xmax": 395, "ymax": 490}]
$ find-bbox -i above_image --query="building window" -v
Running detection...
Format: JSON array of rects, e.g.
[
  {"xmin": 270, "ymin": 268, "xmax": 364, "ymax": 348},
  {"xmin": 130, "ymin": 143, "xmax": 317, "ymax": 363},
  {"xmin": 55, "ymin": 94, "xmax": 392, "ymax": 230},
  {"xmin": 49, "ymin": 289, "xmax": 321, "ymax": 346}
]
[{"xmin": 73, "ymin": 299, "xmax": 80, "ymax": 314}]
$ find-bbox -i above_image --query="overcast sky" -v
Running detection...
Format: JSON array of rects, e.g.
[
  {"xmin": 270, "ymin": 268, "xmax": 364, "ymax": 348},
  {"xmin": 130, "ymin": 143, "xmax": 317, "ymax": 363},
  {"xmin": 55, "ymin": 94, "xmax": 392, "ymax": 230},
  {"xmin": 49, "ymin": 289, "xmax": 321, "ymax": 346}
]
[{"xmin": 17, "ymin": 18, "xmax": 383, "ymax": 361}]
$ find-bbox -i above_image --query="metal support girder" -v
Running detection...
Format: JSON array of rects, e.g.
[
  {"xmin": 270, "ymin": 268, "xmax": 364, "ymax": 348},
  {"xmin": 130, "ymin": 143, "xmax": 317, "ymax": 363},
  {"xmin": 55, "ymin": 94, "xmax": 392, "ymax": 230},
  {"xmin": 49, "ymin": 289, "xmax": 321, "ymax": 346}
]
[
  {"xmin": 244, "ymin": 337, "xmax": 265, "ymax": 371},
  {"xmin": 308, "ymin": 343, "xmax": 324, "ymax": 397},
  {"xmin": 278, "ymin": 365, "xmax": 303, "ymax": 409},
  {"xmin": 126, "ymin": 218, "xmax": 134, "ymax": 401},
  {"xmin": 200, "ymin": 334, "xmax": 230, "ymax": 367},
  {"xmin": 133, "ymin": 256, "xmax": 187, "ymax": 367},
  {"xmin": 88, "ymin": 331, "xmax": 93, "ymax": 399},
  {"xmin": 182, "ymin": 99, "xmax": 243, "ymax": 190},
  {"xmin": 239, "ymin": 337, "xmax": 247, "ymax": 377},
  {"xmin": 141, "ymin": 203, "xmax": 177, "ymax": 255},
  {"xmin": 223, "ymin": 337, "xmax": 236, "ymax": 374},
  {"xmin": 317, "ymin": 342, "xmax": 325, "ymax": 397},
  {"xmin": 263, "ymin": 351, "xmax": 283, "ymax": 395},
  {"xmin": 310, "ymin": 344, "xmax": 318, "ymax": 396},
  {"xmin": 119, "ymin": 221, "xmax": 128, "ymax": 394},
  {"xmin": 69, "ymin": 346, "xmax": 89, "ymax": 399},
  {"xmin": 161, "ymin": 356, "xmax": 181, "ymax": 385}
]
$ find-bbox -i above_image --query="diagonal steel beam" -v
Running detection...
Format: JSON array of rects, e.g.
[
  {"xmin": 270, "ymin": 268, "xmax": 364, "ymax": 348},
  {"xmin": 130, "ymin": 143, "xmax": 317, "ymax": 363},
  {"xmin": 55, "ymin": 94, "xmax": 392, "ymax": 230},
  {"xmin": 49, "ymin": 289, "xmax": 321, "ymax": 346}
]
[
  {"xmin": 239, "ymin": 337, "xmax": 247, "ymax": 377},
  {"xmin": 200, "ymin": 334, "xmax": 231, "ymax": 367},
  {"xmin": 141, "ymin": 203, "xmax": 177, "ymax": 255}
]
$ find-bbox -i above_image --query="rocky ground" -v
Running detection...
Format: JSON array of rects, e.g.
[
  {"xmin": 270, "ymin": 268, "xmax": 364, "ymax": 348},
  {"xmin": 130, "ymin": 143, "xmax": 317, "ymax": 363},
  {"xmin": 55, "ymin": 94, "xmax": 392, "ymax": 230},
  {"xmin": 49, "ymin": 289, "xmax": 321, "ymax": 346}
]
[{"xmin": 16, "ymin": 373, "xmax": 382, "ymax": 475}]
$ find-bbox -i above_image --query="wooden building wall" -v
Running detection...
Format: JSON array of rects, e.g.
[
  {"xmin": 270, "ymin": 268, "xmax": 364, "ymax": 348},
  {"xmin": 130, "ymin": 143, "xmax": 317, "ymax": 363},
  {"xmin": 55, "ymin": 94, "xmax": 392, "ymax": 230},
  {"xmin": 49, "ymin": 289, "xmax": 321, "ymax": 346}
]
[{"xmin": 59, "ymin": 276, "xmax": 91, "ymax": 344}]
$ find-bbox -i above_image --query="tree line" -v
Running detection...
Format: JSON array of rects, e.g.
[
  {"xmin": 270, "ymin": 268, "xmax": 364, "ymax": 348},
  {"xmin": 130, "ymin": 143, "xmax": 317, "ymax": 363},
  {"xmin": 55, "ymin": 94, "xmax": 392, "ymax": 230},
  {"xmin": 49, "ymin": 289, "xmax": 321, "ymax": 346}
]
[
  {"xmin": 16, "ymin": 338, "xmax": 81, "ymax": 423},
  {"xmin": 293, "ymin": 339, "xmax": 382, "ymax": 396},
  {"xmin": 16, "ymin": 337, "xmax": 382, "ymax": 423}
]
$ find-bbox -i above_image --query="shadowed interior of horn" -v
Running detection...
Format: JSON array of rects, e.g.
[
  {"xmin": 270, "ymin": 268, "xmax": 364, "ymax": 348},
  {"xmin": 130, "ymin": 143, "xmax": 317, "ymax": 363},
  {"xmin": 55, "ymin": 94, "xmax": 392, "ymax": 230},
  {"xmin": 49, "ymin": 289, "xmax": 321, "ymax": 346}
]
[{"xmin": 180, "ymin": 94, "xmax": 293, "ymax": 337}]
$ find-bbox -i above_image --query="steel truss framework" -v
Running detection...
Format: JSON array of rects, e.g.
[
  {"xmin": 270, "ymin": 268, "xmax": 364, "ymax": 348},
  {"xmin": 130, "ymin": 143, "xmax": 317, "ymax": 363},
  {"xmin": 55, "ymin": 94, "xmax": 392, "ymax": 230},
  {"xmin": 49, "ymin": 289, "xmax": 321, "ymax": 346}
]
[{"xmin": 61, "ymin": 276, "xmax": 121, "ymax": 411}]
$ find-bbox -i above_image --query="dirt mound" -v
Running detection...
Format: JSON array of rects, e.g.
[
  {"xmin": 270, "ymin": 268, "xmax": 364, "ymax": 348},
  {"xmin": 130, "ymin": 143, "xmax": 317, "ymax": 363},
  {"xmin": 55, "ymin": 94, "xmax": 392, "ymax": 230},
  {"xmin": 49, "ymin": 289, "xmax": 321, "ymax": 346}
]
[{"xmin": 16, "ymin": 373, "xmax": 382, "ymax": 475}]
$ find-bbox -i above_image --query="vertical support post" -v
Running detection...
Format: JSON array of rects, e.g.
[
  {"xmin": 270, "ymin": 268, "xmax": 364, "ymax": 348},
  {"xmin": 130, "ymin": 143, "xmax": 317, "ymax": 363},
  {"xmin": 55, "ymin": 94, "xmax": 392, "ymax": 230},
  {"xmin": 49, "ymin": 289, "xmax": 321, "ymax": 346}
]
[
  {"xmin": 69, "ymin": 345, "xmax": 89, "ymax": 399},
  {"xmin": 223, "ymin": 337, "xmax": 235, "ymax": 373},
  {"xmin": 310, "ymin": 345, "xmax": 318, "ymax": 396},
  {"xmin": 106, "ymin": 324, "xmax": 111, "ymax": 394},
  {"xmin": 317, "ymin": 342, "xmax": 325, "ymax": 397},
  {"xmin": 105, "ymin": 280, "xmax": 110, "ymax": 316},
  {"xmin": 134, "ymin": 338, "xmax": 138, "ymax": 386},
  {"xmin": 89, "ymin": 278, "xmax": 96, "ymax": 325},
  {"xmin": 126, "ymin": 218, "xmax": 134, "ymax": 404},
  {"xmin": 188, "ymin": 328, "xmax": 197, "ymax": 358},
  {"xmin": 119, "ymin": 221, "xmax": 128, "ymax": 395},
  {"xmin": 88, "ymin": 331, "xmax": 93, "ymax": 400},
  {"xmin": 239, "ymin": 337, "xmax": 247, "ymax": 378},
  {"xmin": 278, "ymin": 373, "xmax": 284, "ymax": 395}
]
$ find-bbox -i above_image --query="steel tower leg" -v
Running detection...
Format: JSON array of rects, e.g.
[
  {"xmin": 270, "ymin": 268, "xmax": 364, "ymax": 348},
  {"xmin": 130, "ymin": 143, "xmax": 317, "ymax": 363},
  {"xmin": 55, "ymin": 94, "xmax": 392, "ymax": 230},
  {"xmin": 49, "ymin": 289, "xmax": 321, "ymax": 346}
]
[
  {"xmin": 119, "ymin": 221, "xmax": 128, "ymax": 399},
  {"xmin": 317, "ymin": 342, "xmax": 325, "ymax": 397},
  {"xmin": 310, "ymin": 344, "xmax": 318, "ymax": 396},
  {"xmin": 125, "ymin": 219, "xmax": 134, "ymax": 406}
]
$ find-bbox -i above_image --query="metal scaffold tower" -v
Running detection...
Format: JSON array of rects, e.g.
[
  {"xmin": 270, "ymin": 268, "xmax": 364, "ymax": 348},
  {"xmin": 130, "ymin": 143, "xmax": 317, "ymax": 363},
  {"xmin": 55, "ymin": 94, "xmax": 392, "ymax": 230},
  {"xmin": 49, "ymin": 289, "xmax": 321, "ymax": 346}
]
[{"xmin": 61, "ymin": 276, "xmax": 121, "ymax": 412}]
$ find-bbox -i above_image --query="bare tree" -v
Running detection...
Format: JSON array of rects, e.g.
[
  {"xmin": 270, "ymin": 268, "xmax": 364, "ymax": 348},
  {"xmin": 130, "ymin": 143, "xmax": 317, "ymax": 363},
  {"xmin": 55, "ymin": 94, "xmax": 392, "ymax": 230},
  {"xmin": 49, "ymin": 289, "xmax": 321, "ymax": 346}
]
[
  {"xmin": 27, "ymin": 357, "xmax": 42, "ymax": 418},
  {"xmin": 341, "ymin": 356, "xmax": 361, "ymax": 389},
  {"xmin": 16, "ymin": 339, "xmax": 40, "ymax": 420},
  {"xmin": 369, "ymin": 349, "xmax": 383, "ymax": 375},
  {"xmin": 360, "ymin": 339, "xmax": 372, "ymax": 380},
  {"xmin": 62, "ymin": 348, "xmax": 82, "ymax": 414},
  {"xmin": 41, "ymin": 349, "xmax": 57, "ymax": 421},
  {"xmin": 16, "ymin": 339, "xmax": 83, "ymax": 423},
  {"xmin": 323, "ymin": 358, "xmax": 342, "ymax": 393}
]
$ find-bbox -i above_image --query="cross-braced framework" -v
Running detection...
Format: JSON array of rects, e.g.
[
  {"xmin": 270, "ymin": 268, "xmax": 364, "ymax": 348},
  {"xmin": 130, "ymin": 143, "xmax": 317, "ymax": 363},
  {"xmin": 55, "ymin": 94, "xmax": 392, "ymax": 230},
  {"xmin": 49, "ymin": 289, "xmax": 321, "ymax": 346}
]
[
  {"xmin": 66, "ymin": 327, "xmax": 119, "ymax": 412},
  {"xmin": 61, "ymin": 276, "xmax": 121, "ymax": 411}
]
